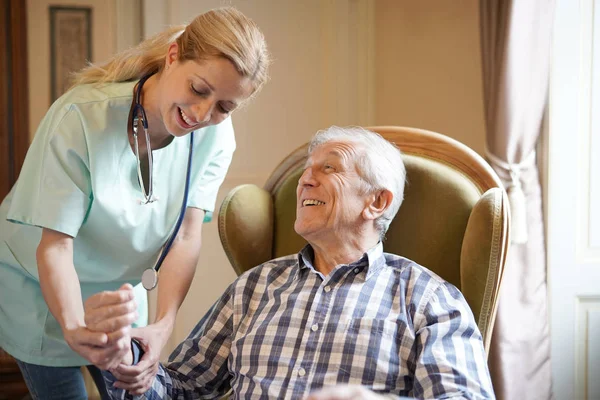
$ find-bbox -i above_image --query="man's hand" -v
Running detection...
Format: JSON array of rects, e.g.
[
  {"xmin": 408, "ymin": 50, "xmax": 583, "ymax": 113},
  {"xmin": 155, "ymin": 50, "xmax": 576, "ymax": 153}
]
[
  {"xmin": 109, "ymin": 323, "xmax": 169, "ymax": 395},
  {"xmin": 83, "ymin": 283, "xmax": 138, "ymax": 370},
  {"xmin": 306, "ymin": 385, "xmax": 388, "ymax": 400}
]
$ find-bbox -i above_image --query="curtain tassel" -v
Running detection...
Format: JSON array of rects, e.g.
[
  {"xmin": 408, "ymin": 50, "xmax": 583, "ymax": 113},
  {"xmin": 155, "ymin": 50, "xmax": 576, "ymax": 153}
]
[
  {"xmin": 506, "ymin": 172, "xmax": 528, "ymax": 244},
  {"xmin": 485, "ymin": 148, "xmax": 535, "ymax": 244}
]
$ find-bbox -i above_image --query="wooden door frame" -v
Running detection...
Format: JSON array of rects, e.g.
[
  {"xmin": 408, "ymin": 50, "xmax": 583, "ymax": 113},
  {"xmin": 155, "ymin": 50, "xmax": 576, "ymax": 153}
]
[
  {"xmin": 0, "ymin": 0, "xmax": 29, "ymax": 397},
  {"xmin": 0, "ymin": 0, "xmax": 29, "ymax": 200}
]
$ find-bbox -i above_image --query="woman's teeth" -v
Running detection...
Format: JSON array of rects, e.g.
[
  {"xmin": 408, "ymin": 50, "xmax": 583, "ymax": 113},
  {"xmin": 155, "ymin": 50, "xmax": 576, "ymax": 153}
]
[{"xmin": 180, "ymin": 109, "xmax": 195, "ymax": 126}]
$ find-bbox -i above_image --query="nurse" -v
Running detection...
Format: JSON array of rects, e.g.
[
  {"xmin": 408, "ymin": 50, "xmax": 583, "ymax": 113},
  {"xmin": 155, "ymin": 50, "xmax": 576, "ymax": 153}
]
[{"xmin": 0, "ymin": 7, "xmax": 269, "ymax": 399}]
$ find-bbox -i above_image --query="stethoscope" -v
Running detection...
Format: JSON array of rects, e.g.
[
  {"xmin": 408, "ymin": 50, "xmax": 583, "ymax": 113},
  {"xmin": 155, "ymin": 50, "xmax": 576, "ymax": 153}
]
[{"xmin": 131, "ymin": 74, "xmax": 194, "ymax": 291}]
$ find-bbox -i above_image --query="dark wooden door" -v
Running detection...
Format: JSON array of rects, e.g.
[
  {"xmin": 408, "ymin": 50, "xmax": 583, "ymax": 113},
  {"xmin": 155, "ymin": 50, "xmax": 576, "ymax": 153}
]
[
  {"xmin": 0, "ymin": 0, "xmax": 29, "ymax": 199},
  {"xmin": 0, "ymin": 0, "xmax": 30, "ymax": 398},
  {"xmin": 0, "ymin": 0, "xmax": 28, "ymax": 199}
]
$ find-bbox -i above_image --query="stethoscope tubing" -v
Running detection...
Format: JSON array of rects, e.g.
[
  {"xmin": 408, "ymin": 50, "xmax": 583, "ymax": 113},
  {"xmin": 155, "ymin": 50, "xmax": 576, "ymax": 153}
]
[
  {"xmin": 152, "ymin": 132, "xmax": 194, "ymax": 273},
  {"xmin": 133, "ymin": 74, "xmax": 194, "ymax": 289}
]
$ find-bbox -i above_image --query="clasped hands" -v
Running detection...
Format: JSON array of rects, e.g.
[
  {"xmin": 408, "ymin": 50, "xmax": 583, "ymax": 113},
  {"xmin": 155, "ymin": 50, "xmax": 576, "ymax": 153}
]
[{"xmin": 69, "ymin": 283, "xmax": 159, "ymax": 394}]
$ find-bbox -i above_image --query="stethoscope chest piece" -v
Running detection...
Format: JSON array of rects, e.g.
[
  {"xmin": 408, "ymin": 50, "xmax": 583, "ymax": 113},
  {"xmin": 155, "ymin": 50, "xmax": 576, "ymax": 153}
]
[{"xmin": 142, "ymin": 268, "xmax": 158, "ymax": 291}]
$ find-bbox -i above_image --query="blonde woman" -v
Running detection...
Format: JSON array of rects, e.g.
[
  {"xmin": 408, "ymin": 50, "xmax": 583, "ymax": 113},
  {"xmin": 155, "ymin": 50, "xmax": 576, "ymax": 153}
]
[{"xmin": 0, "ymin": 7, "xmax": 269, "ymax": 399}]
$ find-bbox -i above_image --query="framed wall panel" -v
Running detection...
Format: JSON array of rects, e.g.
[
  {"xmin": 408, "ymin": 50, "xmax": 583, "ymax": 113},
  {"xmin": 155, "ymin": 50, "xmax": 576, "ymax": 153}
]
[{"xmin": 49, "ymin": 6, "xmax": 92, "ymax": 101}]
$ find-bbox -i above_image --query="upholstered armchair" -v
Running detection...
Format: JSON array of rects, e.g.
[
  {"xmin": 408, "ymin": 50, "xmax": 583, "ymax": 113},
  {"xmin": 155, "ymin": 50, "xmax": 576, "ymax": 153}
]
[{"xmin": 218, "ymin": 126, "xmax": 509, "ymax": 354}]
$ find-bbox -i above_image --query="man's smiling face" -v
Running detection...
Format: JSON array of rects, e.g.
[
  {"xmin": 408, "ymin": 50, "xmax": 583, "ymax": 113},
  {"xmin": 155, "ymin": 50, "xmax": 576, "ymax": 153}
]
[{"xmin": 294, "ymin": 140, "xmax": 370, "ymax": 244}]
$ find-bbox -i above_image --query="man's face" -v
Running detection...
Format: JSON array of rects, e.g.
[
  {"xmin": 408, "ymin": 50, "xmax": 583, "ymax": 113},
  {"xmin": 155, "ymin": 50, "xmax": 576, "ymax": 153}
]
[{"xmin": 294, "ymin": 141, "xmax": 371, "ymax": 243}]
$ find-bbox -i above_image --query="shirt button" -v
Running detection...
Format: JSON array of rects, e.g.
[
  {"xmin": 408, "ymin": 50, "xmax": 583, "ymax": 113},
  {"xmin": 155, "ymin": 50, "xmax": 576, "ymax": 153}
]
[
  {"xmin": 298, "ymin": 367, "xmax": 306, "ymax": 377},
  {"xmin": 311, "ymin": 324, "xmax": 319, "ymax": 332},
  {"xmin": 354, "ymin": 267, "xmax": 360, "ymax": 274},
  {"xmin": 324, "ymin": 286, "xmax": 331, "ymax": 293}
]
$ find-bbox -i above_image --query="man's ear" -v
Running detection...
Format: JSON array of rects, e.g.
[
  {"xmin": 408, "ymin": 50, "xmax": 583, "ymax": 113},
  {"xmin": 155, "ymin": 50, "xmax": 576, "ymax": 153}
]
[{"xmin": 363, "ymin": 189, "xmax": 393, "ymax": 221}]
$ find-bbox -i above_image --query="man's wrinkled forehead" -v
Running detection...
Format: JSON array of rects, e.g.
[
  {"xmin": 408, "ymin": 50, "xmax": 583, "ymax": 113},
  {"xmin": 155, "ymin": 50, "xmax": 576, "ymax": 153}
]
[{"xmin": 304, "ymin": 147, "xmax": 346, "ymax": 168}]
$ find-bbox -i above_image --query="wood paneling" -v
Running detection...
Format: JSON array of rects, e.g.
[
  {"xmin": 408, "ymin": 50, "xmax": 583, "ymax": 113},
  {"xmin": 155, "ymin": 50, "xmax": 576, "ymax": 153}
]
[
  {"xmin": 9, "ymin": 0, "xmax": 29, "ymax": 180},
  {"xmin": 0, "ymin": 0, "xmax": 30, "ymax": 398},
  {"xmin": 0, "ymin": 0, "xmax": 29, "ymax": 200},
  {"xmin": 0, "ymin": 0, "xmax": 10, "ymax": 199}
]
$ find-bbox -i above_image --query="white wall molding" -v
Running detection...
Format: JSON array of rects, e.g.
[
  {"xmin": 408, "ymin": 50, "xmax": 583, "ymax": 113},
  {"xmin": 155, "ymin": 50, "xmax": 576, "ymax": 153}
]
[{"xmin": 575, "ymin": 296, "xmax": 600, "ymax": 400}]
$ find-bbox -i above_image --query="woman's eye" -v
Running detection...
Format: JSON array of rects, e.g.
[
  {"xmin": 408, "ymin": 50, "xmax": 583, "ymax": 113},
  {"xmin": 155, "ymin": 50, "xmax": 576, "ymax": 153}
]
[
  {"xmin": 191, "ymin": 84, "xmax": 208, "ymax": 96},
  {"xmin": 324, "ymin": 164, "xmax": 335, "ymax": 171},
  {"xmin": 218, "ymin": 104, "xmax": 231, "ymax": 114}
]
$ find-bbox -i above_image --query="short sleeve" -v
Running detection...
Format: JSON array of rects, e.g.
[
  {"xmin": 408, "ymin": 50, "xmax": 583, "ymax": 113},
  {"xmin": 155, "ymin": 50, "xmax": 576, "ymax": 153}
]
[
  {"xmin": 187, "ymin": 117, "xmax": 236, "ymax": 223},
  {"xmin": 7, "ymin": 106, "xmax": 92, "ymax": 238}
]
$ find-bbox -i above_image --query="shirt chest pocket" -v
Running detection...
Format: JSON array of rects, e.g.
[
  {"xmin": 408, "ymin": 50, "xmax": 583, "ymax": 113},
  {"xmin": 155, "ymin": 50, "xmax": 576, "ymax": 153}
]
[
  {"xmin": 333, "ymin": 318, "xmax": 409, "ymax": 391},
  {"xmin": 343, "ymin": 318, "xmax": 402, "ymax": 355}
]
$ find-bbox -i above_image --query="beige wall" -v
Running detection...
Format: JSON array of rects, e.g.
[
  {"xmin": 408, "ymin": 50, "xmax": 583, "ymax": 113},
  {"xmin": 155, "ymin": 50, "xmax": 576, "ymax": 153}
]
[
  {"xmin": 27, "ymin": 0, "xmax": 117, "ymax": 140},
  {"xmin": 374, "ymin": 0, "xmax": 486, "ymax": 154}
]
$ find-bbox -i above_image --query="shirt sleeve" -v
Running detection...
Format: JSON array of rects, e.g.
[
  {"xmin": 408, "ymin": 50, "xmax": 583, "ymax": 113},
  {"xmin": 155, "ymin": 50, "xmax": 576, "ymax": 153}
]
[
  {"xmin": 187, "ymin": 117, "xmax": 236, "ymax": 223},
  {"xmin": 102, "ymin": 284, "xmax": 236, "ymax": 399},
  {"xmin": 411, "ymin": 282, "xmax": 495, "ymax": 400},
  {"xmin": 6, "ymin": 105, "xmax": 92, "ymax": 238}
]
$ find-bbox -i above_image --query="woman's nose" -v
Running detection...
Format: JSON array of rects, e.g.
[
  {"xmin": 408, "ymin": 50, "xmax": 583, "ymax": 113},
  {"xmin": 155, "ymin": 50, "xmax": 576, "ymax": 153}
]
[{"xmin": 193, "ymin": 103, "xmax": 212, "ymax": 124}]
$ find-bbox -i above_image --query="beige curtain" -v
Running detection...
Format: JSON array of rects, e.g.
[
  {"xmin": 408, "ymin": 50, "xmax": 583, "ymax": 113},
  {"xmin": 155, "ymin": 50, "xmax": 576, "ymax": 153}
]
[{"xmin": 479, "ymin": 1, "xmax": 555, "ymax": 399}]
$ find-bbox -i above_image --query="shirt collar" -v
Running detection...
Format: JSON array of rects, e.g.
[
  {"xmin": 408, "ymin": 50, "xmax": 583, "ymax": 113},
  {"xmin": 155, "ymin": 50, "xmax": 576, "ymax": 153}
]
[{"xmin": 297, "ymin": 241, "xmax": 385, "ymax": 280}]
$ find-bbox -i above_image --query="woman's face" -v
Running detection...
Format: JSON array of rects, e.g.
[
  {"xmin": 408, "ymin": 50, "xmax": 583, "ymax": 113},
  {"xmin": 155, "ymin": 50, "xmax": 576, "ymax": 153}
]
[{"xmin": 156, "ymin": 43, "xmax": 254, "ymax": 137}]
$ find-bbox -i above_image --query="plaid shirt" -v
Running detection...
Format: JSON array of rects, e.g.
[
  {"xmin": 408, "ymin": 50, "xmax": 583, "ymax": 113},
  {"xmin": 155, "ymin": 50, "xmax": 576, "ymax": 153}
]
[{"xmin": 103, "ymin": 243, "xmax": 494, "ymax": 399}]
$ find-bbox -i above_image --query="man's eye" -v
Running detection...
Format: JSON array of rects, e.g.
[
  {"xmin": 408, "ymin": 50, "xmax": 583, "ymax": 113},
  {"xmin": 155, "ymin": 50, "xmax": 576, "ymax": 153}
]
[{"xmin": 324, "ymin": 165, "xmax": 335, "ymax": 171}]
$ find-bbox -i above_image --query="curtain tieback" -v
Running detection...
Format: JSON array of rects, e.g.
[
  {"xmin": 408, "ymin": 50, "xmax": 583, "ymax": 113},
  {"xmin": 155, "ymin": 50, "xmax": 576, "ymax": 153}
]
[{"xmin": 485, "ymin": 148, "xmax": 536, "ymax": 244}]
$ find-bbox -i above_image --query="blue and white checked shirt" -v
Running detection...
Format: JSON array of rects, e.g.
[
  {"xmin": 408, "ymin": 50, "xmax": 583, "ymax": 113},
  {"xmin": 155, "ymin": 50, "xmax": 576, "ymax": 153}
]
[{"xmin": 103, "ymin": 242, "xmax": 494, "ymax": 399}]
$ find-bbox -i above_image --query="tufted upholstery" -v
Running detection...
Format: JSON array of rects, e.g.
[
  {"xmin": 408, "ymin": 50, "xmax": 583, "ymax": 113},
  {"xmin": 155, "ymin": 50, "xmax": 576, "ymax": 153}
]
[{"xmin": 218, "ymin": 126, "xmax": 509, "ymax": 354}]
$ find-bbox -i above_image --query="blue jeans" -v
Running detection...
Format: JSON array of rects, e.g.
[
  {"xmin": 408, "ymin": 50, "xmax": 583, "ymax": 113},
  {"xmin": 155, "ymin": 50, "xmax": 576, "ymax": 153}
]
[{"xmin": 15, "ymin": 360, "xmax": 111, "ymax": 400}]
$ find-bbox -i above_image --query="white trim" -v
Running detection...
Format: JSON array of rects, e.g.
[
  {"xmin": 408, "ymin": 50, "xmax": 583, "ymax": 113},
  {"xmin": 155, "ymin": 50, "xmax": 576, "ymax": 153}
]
[
  {"xmin": 576, "ymin": 0, "xmax": 600, "ymax": 263},
  {"xmin": 575, "ymin": 296, "xmax": 600, "ymax": 400}
]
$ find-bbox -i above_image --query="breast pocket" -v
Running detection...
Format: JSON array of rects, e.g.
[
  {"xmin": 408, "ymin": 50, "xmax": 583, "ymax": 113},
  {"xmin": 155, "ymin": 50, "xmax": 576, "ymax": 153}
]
[
  {"xmin": 338, "ymin": 318, "xmax": 408, "ymax": 391},
  {"xmin": 232, "ymin": 322, "xmax": 297, "ymax": 383}
]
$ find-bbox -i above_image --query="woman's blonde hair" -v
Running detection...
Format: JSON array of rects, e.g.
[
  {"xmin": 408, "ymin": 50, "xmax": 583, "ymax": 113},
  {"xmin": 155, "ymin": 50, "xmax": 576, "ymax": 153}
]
[{"xmin": 72, "ymin": 7, "xmax": 269, "ymax": 94}]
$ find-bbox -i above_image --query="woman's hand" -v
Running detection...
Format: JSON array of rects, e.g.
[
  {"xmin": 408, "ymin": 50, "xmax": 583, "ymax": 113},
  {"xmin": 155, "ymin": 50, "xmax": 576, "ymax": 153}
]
[
  {"xmin": 63, "ymin": 324, "xmax": 130, "ymax": 370},
  {"xmin": 81, "ymin": 283, "xmax": 138, "ymax": 370},
  {"xmin": 110, "ymin": 322, "xmax": 171, "ymax": 395}
]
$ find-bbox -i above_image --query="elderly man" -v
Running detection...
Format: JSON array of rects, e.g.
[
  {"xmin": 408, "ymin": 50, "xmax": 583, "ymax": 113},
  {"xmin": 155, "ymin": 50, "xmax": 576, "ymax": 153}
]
[{"xmin": 91, "ymin": 126, "xmax": 494, "ymax": 399}]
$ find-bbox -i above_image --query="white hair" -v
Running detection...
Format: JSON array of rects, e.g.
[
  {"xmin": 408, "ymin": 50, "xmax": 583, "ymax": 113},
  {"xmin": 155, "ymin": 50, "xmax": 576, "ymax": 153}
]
[{"xmin": 308, "ymin": 126, "xmax": 406, "ymax": 238}]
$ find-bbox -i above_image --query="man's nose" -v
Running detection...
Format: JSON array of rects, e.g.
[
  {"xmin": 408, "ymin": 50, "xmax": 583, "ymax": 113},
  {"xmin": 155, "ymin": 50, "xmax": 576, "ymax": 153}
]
[{"xmin": 298, "ymin": 168, "xmax": 317, "ymax": 187}]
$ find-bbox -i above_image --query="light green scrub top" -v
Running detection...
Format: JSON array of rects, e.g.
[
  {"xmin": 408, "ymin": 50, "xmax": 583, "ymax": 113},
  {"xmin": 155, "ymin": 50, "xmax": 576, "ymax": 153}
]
[{"xmin": 0, "ymin": 81, "xmax": 235, "ymax": 366}]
